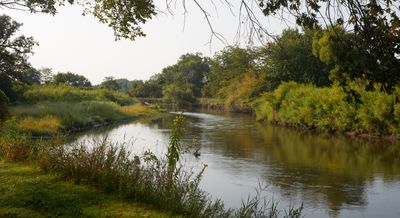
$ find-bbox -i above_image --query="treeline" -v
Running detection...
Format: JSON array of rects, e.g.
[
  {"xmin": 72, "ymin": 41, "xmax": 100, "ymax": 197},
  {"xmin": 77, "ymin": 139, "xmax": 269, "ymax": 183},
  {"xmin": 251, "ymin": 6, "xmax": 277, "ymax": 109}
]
[
  {"xmin": 127, "ymin": 26, "xmax": 400, "ymax": 135},
  {"xmin": 127, "ymin": 28, "xmax": 331, "ymax": 108}
]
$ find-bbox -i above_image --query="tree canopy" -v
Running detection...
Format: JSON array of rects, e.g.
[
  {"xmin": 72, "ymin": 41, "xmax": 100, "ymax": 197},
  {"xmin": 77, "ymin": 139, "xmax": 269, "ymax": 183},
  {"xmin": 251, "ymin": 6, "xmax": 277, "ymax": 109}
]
[
  {"xmin": 53, "ymin": 72, "xmax": 92, "ymax": 88},
  {"xmin": 0, "ymin": 0, "xmax": 155, "ymax": 40},
  {"xmin": 0, "ymin": 14, "xmax": 37, "ymax": 101}
]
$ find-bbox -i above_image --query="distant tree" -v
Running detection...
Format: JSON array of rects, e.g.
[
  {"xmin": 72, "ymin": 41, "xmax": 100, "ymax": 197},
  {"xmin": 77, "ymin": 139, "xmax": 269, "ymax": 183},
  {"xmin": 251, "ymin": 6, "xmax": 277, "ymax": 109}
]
[
  {"xmin": 128, "ymin": 80, "xmax": 162, "ymax": 98},
  {"xmin": 204, "ymin": 46, "xmax": 256, "ymax": 97},
  {"xmin": 39, "ymin": 67, "xmax": 54, "ymax": 84},
  {"xmin": 0, "ymin": 14, "xmax": 36, "ymax": 101},
  {"xmin": 20, "ymin": 68, "xmax": 42, "ymax": 85},
  {"xmin": 53, "ymin": 72, "xmax": 92, "ymax": 88},
  {"xmin": 0, "ymin": 90, "xmax": 9, "ymax": 123},
  {"xmin": 101, "ymin": 76, "xmax": 120, "ymax": 91},
  {"xmin": 162, "ymin": 84, "xmax": 196, "ymax": 107}
]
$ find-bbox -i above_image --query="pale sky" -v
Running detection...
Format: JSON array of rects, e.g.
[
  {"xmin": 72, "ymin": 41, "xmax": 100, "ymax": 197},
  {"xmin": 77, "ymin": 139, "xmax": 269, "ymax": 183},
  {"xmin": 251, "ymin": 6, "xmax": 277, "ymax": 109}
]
[{"xmin": 3, "ymin": 1, "xmax": 287, "ymax": 84}]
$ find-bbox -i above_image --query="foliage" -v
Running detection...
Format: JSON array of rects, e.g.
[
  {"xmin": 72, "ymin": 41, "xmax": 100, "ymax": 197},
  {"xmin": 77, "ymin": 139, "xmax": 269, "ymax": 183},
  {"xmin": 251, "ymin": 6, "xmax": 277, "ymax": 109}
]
[
  {"xmin": 12, "ymin": 101, "xmax": 149, "ymax": 132},
  {"xmin": 258, "ymin": 0, "xmax": 400, "ymax": 90},
  {"xmin": 0, "ymin": 90, "xmax": 9, "ymax": 123},
  {"xmin": 52, "ymin": 72, "xmax": 92, "ymax": 88},
  {"xmin": 254, "ymin": 81, "xmax": 400, "ymax": 134},
  {"xmin": 17, "ymin": 115, "xmax": 61, "ymax": 135},
  {"xmin": 100, "ymin": 76, "xmax": 121, "ymax": 91},
  {"xmin": 23, "ymin": 84, "xmax": 134, "ymax": 105},
  {"xmin": 38, "ymin": 136, "xmax": 230, "ymax": 217},
  {"xmin": 223, "ymin": 72, "xmax": 258, "ymax": 111},
  {"xmin": 0, "ymin": 162, "xmax": 173, "ymax": 217},
  {"xmin": 0, "ymin": 121, "xmax": 31, "ymax": 161},
  {"xmin": 132, "ymin": 53, "xmax": 208, "ymax": 106},
  {"xmin": 162, "ymin": 84, "xmax": 196, "ymax": 108},
  {"xmin": 262, "ymin": 28, "xmax": 331, "ymax": 90},
  {"xmin": 203, "ymin": 46, "xmax": 257, "ymax": 98},
  {"xmin": 1, "ymin": 0, "xmax": 155, "ymax": 41},
  {"xmin": 128, "ymin": 80, "xmax": 163, "ymax": 98},
  {"xmin": 312, "ymin": 25, "xmax": 400, "ymax": 90},
  {"xmin": 0, "ymin": 14, "xmax": 37, "ymax": 101}
]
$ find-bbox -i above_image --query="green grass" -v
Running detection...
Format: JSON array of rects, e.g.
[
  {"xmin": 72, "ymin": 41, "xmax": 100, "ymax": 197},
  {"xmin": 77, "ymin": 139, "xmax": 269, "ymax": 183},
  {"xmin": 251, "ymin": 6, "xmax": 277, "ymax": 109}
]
[
  {"xmin": 23, "ymin": 84, "xmax": 135, "ymax": 106},
  {"xmin": 11, "ymin": 102, "xmax": 157, "ymax": 134},
  {"xmin": 0, "ymin": 162, "xmax": 175, "ymax": 218}
]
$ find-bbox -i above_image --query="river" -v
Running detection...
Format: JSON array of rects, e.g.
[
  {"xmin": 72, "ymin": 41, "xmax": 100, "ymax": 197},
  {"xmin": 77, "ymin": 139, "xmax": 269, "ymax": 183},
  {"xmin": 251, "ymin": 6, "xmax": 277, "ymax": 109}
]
[{"xmin": 72, "ymin": 110, "xmax": 400, "ymax": 217}]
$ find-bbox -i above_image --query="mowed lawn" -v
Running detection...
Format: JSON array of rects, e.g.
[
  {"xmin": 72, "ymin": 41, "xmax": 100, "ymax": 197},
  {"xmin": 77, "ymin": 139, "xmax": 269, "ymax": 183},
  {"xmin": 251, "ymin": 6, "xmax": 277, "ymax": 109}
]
[{"xmin": 0, "ymin": 162, "xmax": 177, "ymax": 218}]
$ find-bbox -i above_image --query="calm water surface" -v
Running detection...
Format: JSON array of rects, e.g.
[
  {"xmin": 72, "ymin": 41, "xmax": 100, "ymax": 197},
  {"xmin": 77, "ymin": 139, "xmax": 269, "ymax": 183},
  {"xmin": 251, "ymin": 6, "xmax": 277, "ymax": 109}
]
[{"xmin": 73, "ymin": 110, "xmax": 400, "ymax": 217}]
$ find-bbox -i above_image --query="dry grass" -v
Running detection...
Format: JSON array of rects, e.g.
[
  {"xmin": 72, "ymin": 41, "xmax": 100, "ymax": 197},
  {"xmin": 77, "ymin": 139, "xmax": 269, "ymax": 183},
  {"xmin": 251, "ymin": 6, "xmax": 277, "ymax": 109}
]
[
  {"xmin": 119, "ymin": 104, "xmax": 152, "ymax": 116},
  {"xmin": 17, "ymin": 115, "xmax": 61, "ymax": 134}
]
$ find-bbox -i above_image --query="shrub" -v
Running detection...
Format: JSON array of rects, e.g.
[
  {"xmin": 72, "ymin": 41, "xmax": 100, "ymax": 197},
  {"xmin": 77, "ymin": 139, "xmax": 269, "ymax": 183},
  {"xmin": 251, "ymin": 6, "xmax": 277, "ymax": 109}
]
[{"xmin": 253, "ymin": 81, "xmax": 400, "ymax": 134}]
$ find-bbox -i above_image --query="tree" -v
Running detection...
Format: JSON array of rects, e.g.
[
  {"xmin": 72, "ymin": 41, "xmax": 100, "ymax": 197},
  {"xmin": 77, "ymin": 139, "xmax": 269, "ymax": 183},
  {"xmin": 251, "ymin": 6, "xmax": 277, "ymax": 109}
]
[
  {"xmin": 162, "ymin": 84, "xmax": 196, "ymax": 107},
  {"xmin": 100, "ymin": 76, "xmax": 120, "ymax": 91},
  {"xmin": 53, "ymin": 72, "xmax": 92, "ymax": 88},
  {"xmin": 257, "ymin": 0, "xmax": 400, "ymax": 89},
  {"xmin": 0, "ymin": 90, "xmax": 9, "ymax": 123},
  {"xmin": 313, "ymin": 25, "xmax": 400, "ymax": 91},
  {"xmin": 1, "ymin": 0, "xmax": 155, "ymax": 40},
  {"xmin": 203, "ymin": 46, "xmax": 257, "ymax": 97},
  {"xmin": 128, "ymin": 80, "xmax": 162, "ymax": 98},
  {"xmin": 261, "ymin": 28, "xmax": 331, "ymax": 90},
  {"xmin": 39, "ymin": 67, "xmax": 54, "ymax": 84},
  {"xmin": 0, "ymin": 14, "xmax": 36, "ymax": 101}
]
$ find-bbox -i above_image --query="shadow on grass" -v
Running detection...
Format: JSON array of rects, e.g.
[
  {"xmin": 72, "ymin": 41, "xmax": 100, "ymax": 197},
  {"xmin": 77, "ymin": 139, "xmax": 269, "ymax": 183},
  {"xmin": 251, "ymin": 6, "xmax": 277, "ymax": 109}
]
[{"xmin": 0, "ymin": 163, "xmax": 173, "ymax": 218}]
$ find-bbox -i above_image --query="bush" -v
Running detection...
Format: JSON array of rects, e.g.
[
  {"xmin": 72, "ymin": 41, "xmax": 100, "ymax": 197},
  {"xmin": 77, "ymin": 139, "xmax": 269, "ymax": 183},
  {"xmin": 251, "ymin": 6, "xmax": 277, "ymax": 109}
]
[{"xmin": 253, "ymin": 81, "xmax": 400, "ymax": 134}]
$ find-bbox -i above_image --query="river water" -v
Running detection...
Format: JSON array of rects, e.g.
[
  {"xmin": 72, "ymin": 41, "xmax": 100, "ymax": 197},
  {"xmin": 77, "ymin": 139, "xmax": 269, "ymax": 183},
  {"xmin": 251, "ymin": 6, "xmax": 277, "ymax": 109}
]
[{"xmin": 73, "ymin": 110, "xmax": 400, "ymax": 217}]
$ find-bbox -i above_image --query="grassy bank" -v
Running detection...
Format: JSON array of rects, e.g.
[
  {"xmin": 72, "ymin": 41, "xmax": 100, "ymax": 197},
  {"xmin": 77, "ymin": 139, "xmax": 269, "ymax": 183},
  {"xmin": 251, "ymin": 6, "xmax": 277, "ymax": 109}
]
[
  {"xmin": 23, "ymin": 84, "xmax": 134, "ymax": 106},
  {"xmin": 11, "ymin": 102, "xmax": 155, "ymax": 135},
  {"xmin": 0, "ymin": 162, "xmax": 174, "ymax": 218},
  {"xmin": 253, "ymin": 81, "xmax": 400, "ymax": 135}
]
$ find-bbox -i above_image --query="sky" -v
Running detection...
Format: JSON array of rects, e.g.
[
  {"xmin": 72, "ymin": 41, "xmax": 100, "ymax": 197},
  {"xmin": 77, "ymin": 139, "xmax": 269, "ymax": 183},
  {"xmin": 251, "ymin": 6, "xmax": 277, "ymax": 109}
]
[{"xmin": 3, "ymin": 1, "xmax": 287, "ymax": 85}]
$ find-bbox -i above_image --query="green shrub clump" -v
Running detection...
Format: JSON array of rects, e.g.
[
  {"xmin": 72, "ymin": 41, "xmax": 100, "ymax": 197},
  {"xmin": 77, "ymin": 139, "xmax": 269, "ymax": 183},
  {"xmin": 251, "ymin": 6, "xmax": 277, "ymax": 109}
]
[{"xmin": 253, "ymin": 81, "xmax": 400, "ymax": 134}]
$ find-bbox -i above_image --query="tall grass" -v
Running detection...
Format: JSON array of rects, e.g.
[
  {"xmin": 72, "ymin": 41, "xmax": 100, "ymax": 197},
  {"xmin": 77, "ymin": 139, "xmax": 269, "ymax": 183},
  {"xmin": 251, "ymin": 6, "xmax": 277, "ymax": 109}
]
[
  {"xmin": 12, "ymin": 102, "xmax": 152, "ymax": 134},
  {"xmin": 23, "ymin": 84, "xmax": 134, "ymax": 106},
  {"xmin": 253, "ymin": 81, "xmax": 400, "ymax": 134},
  {"xmin": 35, "ymin": 116, "xmax": 302, "ymax": 218}
]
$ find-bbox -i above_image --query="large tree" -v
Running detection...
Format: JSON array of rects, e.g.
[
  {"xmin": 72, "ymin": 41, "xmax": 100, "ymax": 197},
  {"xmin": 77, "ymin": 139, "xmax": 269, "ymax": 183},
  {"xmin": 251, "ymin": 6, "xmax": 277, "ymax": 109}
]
[
  {"xmin": 262, "ymin": 28, "xmax": 331, "ymax": 90},
  {"xmin": 0, "ymin": 14, "xmax": 36, "ymax": 101},
  {"xmin": 0, "ymin": 0, "xmax": 155, "ymax": 40},
  {"xmin": 256, "ymin": 0, "xmax": 400, "ymax": 89},
  {"xmin": 53, "ymin": 72, "xmax": 92, "ymax": 88}
]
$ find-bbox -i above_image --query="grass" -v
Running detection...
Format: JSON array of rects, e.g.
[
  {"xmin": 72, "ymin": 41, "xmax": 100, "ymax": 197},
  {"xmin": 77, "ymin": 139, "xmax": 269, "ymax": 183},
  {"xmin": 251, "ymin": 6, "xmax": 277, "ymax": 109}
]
[
  {"xmin": 23, "ymin": 84, "xmax": 135, "ymax": 106},
  {"xmin": 0, "ymin": 162, "xmax": 175, "ymax": 218},
  {"xmin": 11, "ymin": 102, "xmax": 156, "ymax": 134},
  {"xmin": 17, "ymin": 115, "xmax": 61, "ymax": 135}
]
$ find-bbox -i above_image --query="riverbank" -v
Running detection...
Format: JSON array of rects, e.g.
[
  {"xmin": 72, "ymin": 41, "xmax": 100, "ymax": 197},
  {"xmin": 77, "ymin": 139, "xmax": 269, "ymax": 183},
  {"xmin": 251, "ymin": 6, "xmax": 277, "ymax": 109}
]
[
  {"xmin": 8, "ymin": 102, "xmax": 158, "ymax": 136},
  {"xmin": 0, "ymin": 162, "xmax": 174, "ymax": 217}
]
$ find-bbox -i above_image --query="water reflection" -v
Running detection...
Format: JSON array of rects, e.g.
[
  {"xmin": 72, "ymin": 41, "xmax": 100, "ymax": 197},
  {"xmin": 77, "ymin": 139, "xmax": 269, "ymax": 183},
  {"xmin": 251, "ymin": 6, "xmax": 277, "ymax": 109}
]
[{"xmin": 71, "ymin": 111, "xmax": 400, "ymax": 217}]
